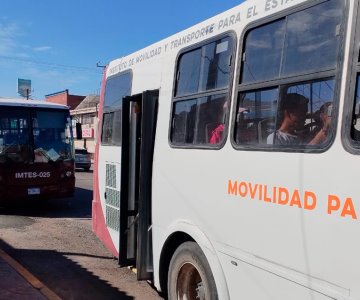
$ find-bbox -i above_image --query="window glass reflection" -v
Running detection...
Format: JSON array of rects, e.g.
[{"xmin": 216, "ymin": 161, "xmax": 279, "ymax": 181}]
[
  {"xmin": 236, "ymin": 88, "xmax": 278, "ymax": 144},
  {"xmin": 282, "ymin": 0, "xmax": 342, "ymax": 76},
  {"xmin": 171, "ymin": 94, "xmax": 228, "ymax": 145},
  {"xmin": 176, "ymin": 37, "xmax": 233, "ymax": 96},
  {"xmin": 241, "ymin": 0, "xmax": 343, "ymax": 84},
  {"xmin": 241, "ymin": 20, "xmax": 285, "ymax": 83},
  {"xmin": 104, "ymin": 72, "xmax": 131, "ymax": 111}
]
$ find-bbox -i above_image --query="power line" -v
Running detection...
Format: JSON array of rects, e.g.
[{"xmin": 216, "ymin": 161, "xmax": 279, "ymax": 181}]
[{"xmin": 0, "ymin": 55, "xmax": 103, "ymax": 74}]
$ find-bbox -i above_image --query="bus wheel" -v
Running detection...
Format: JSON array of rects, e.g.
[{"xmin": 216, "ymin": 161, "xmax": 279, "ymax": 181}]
[{"xmin": 168, "ymin": 241, "xmax": 218, "ymax": 300}]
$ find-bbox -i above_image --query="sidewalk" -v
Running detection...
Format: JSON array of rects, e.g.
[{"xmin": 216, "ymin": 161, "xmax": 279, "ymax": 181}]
[{"xmin": 0, "ymin": 248, "xmax": 61, "ymax": 300}]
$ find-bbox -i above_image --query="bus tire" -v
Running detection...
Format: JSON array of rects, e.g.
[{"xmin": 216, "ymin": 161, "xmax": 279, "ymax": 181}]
[{"xmin": 167, "ymin": 241, "xmax": 218, "ymax": 300}]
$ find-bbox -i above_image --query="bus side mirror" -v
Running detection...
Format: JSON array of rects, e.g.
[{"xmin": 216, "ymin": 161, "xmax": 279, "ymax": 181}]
[{"xmin": 76, "ymin": 123, "xmax": 82, "ymax": 140}]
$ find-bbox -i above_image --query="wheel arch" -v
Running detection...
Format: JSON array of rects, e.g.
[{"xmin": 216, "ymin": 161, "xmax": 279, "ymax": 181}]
[{"xmin": 158, "ymin": 222, "xmax": 230, "ymax": 300}]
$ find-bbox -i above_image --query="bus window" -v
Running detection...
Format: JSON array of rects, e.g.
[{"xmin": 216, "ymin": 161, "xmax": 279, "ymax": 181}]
[
  {"xmin": 171, "ymin": 94, "xmax": 228, "ymax": 145},
  {"xmin": 176, "ymin": 49, "xmax": 201, "ymax": 96},
  {"xmin": 281, "ymin": 0, "xmax": 342, "ymax": 77},
  {"xmin": 272, "ymin": 79, "xmax": 335, "ymax": 146},
  {"xmin": 176, "ymin": 37, "xmax": 233, "ymax": 97},
  {"xmin": 33, "ymin": 110, "xmax": 73, "ymax": 161},
  {"xmin": 236, "ymin": 79, "xmax": 335, "ymax": 147},
  {"xmin": 0, "ymin": 110, "xmax": 30, "ymax": 163},
  {"xmin": 104, "ymin": 72, "xmax": 131, "ymax": 110},
  {"xmin": 241, "ymin": 0, "xmax": 342, "ymax": 85},
  {"xmin": 351, "ymin": 74, "xmax": 360, "ymax": 141},
  {"xmin": 344, "ymin": 0, "xmax": 360, "ymax": 150},
  {"xmin": 235, "ymin": 88, "xmax": 278, "ymax": 145},
  {"xmin": 101, "ymin": 72, "xmax": 132, "ymax": 146},
  {"xmin": 172, "ymin": 99, "xmax": 197, "ymax": 144},
  {"xmin": 101, "ymin": 112, "xmax": 114, "ymax": 144},
  {"xmin": 235, "ymin": 0, "xmax": 344, "ymax": 151},
  {"xmin": 241, "ymin": 20, "xmax": 285, "ymax": 84},
  {"xmin": 171, "ymin": 34, "xmax": 235, "ymax": 147}
]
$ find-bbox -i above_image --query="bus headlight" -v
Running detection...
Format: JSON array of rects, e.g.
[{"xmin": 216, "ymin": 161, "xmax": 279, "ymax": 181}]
[{"xmin": 61, "ymin": 171, "xmax": 72, "ymax": 178}]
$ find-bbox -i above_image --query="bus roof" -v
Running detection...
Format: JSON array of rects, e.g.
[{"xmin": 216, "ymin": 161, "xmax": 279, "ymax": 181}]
[{"xmin": 0, "ymin": 98, "xmax": 69, "ymax": 110}]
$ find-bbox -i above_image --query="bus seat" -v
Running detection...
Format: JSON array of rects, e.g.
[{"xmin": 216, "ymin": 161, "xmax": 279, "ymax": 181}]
[{"xmin": 235, "ymin": 121, "xmax": 257, "ymax": 144}]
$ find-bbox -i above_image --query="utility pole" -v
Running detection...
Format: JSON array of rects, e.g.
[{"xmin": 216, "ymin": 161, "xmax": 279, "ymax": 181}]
[{"xmin": 96, "ymin": 62, "xmax": 106, "ymax": 69}]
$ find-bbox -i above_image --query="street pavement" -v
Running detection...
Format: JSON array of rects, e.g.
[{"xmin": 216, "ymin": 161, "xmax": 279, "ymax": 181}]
[{"xmin": 0, "ymin": 246, "xmax": 60, "ymax": 300}]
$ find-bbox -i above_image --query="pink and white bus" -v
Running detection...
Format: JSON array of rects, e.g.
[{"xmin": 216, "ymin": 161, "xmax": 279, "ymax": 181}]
[
  {"xmin": 93, "ymin": 0, "xmax": 360, "ymax": 299},
  {"xmin": 0, "ymin": 98, "xmax": 75, "ymax": 201}
]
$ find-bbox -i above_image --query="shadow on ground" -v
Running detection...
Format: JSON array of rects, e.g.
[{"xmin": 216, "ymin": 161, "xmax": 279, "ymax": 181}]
[
  {"xmin": 0, "ymin": 186, "xmax": 92, "ymax": 219},
  {"xmin": 0, "ymin": 239, "xmax": 133, "ymax": 300}
]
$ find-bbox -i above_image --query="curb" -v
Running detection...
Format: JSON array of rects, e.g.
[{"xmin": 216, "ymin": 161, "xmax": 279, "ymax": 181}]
[{"xmin": 0, "ymin": 248, "xmax": 61, "ymax": 300}]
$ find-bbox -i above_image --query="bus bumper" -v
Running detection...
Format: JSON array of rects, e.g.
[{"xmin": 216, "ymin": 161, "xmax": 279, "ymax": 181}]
[{"xmin": 0, "ymin": 178, "xmax": 75, "ymax": 201}]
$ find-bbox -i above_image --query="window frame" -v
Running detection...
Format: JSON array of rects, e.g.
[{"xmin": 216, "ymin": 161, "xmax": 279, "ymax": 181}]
[
  {"xmin": 101, "ymin": 70, "xmax": 132, "ymax": 146},
  {"xmin": 169, "ymin": 31, "xmax": 237, "ymax": 149},
  {"xmin": 231, "ymin": 0, "xmax": 348, "ymax": 153},
  {"xmin": 342, "ymin": 0, "xmax": 360, "ymax": 154}
]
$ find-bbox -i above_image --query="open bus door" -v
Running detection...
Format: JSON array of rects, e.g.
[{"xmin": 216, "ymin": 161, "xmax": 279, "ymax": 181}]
[{"xmin": 119, "ymin": 90, "xmax": 158, "ymax": 280}]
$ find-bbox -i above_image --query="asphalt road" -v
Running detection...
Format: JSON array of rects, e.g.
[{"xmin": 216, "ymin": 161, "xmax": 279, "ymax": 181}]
[{"xmin": 0, "ymin": 167, "xmax": 163, "ymax": 300}]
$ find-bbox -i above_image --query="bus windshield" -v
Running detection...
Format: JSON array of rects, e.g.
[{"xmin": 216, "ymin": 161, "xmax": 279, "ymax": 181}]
[{"xmin": 0, "ymin": 108, "xmax": 74, "ymax": 164}]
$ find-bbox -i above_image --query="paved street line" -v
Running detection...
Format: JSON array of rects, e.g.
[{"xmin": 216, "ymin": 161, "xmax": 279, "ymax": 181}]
[{"xmin": 0, "ymin": 248, "xmax": 62, "ymax": 300}]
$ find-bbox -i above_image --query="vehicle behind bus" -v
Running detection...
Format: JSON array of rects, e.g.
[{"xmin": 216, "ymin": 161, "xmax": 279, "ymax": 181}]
[{"xmin": 0, "ymin": 99, "xmax": 75, "ymax": 202}]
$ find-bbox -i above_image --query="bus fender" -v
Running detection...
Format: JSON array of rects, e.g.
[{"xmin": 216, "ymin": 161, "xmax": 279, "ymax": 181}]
[{"xmin": 164, "ymin": 220, "xmax": 230, "ymax": 300}]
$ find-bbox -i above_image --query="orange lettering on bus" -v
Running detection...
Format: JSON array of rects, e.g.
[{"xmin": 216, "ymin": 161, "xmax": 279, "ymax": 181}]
[
  {"xmin": 328, "ymin": 195, "xmax": 341, "ymax": 215},
  {"xmin": 239, "ymin": 181, "xmax": 248, "ymax": 197},
  {"xmin": 228, "ymin": 180, "xmax": 237, "ymax": 195},
  {"xmin": 263, "ymin": 185, "xmax": 272, "ymax": 202},
  {"xmin": 304, "ymin": 191, "xmax": 317, "ymax": 210},
  {"xmin": 328, "ymin": 195, "xmax": 357, "ymax": 219},
  {"xmin": 341, "ymin": 198, "xmax": 357, "ymax": 220},
  {"xmin": 289, "ymin": 189, "xmax": 302, "ymax": 208},
  {"xmin": 278, "ymin": 187, "xmax": 289, "ymax": 205},
  {"xmin": 272, "ymin": 187, "xmax": 277, "ymax": 203},
  {"xmin": 249, "ymin": 183, "xmax": 258, "ymax": 199}
]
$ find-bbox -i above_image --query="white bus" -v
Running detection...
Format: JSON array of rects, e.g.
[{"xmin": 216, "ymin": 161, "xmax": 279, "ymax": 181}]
[{"xmin": 92, "ymin": 0, "xmax": 360, "ymax": 299}]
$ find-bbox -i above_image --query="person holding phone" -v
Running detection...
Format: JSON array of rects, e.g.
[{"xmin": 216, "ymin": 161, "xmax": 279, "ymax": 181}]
[
  {"xmin": 308, "ymin": 102, "xmax": 333, "ymax": 145},
  {"xmin": 267, "ymin": 94, "xmax": 333, "ymax": 146}
]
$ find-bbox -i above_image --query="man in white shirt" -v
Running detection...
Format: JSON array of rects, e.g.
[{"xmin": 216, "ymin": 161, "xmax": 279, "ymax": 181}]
[{"xmin": 267, "ymin": 93, "xmax": 308, "ymax": 145}]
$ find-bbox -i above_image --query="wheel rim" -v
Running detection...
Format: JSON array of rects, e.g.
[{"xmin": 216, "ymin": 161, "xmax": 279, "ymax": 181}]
[{"xmin": 176, "ymin": 262, "xmax": 205, "ymax": 300}]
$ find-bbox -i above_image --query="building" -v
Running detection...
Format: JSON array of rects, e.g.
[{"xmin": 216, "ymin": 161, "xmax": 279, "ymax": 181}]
[
  {"xmin": 45, "ymin": 89, "xmax": 85, "ymax": 110},
  {"xmin": 70, "ymin": 94, "xmax": 100, "ymax": 156}
]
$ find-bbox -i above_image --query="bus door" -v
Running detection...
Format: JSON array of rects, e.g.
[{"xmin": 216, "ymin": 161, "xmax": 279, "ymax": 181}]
[{"xmin": 119, "ymin": 90, "xmax": 158, "ymax": 281}]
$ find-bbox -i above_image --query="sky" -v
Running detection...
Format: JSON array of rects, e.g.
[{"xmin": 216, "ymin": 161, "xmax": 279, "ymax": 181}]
[{"xmin": 1, "ymin": 0, "xmax": 243, "ymax": 100}]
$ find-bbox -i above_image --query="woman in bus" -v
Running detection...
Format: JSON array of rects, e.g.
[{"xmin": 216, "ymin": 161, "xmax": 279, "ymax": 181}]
[{"xmin": 209, "ymin": 101, "xmax": 228, "ymax": 144}]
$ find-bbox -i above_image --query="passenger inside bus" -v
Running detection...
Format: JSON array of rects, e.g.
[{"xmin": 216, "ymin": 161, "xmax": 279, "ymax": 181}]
[
  {"xmin": 308, "ymin": 102, "xmax": 332, "ymax": 145},
  {"xmin": 267, "ymin": 93, "xmax": 331, "ymax": 145},
  {"xmin": 209, "ymin": 101, "xmax": 228, "ymax": 144}
]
